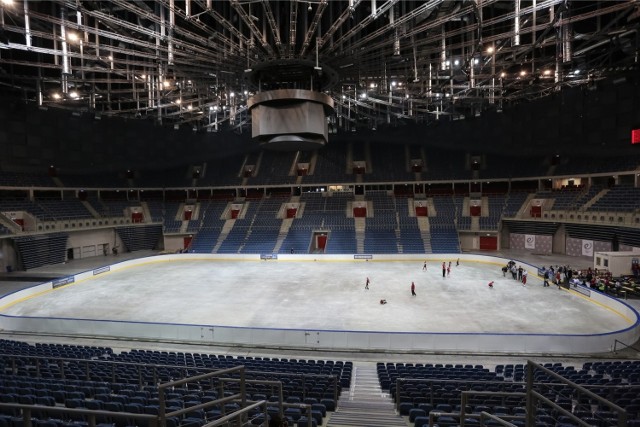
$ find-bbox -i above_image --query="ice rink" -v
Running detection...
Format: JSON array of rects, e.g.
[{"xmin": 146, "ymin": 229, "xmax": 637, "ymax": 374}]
[{"xmin": 0, "ymin": 256, "xmax": 632, "ymax": 337}]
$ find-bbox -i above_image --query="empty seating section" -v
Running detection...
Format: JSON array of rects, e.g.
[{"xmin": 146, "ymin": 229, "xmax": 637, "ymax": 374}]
[
  {"xmin": 352, "ymin": 141, "xmax": 366, "ymax": 161},
  {"xmin": 325, "ymin": 229, "xmax": 356, "ymax": 253},
  {"xmin": 364, "ymin": 191, "xmax": 398, "ymax": 253},
  {"xmin": 481, "ymin": 154, "xmax": 548, "ymax": 179},
  {"xmin": 382, "ymin": 361, "xmax": 640, "ymax": 427},
  {"xmin": 280, "ymin": 228, "xmax": 312, "ymax": 254},
  {"xmin": 59, "ymin": 173, "xmax": 127, "ymax": 188},
  {"xmin": 145, "ymin": 200, "xmax": 166, "ymax": 223},
  {"xmin": 429, "ymin": 226, "xmax": 459, "ymax": 253},
  {"xmin": 6, "ymin": 185, "xmax": 635, "ymax": 256},
  {"xmin": 303, "ymin": 144, "xmax": 350, "ymax": 183},
  {"xmin": 133, "ymin": 167, "xmax": 192, "ymax": 188},
  {"xmin": 482, "ymin": 194, "xmax": 506, "ymax": 230},
  {"xmin": 588, "ymin": 185, "xmax": 640, "ymax": 212},
  {"xmin": 542, "ymin": 187, "xmax": 583, "ymax": 210},
  {"xmin": 366, "ymin": 143, "xmax": 414, "ymax": 182},
  {"xmin": 247, "ymin": 151, "xmax": 297, "ymax": 185},
  {"xmin": 0, "ymin": 338, "xmax": 352, "ymax": 427},
  {"xmin": 0, "ymin": 196, "xmax": 95, "ymax": 221},
  {"xmin": 239, "ymin": 227, "xmax": 280, "ymax": 253},
  {"xmin": 396, "ymin": 200, "xmax": 425, "ymax": 253},
  {"xmin": 279, "ymin": 195, "xmax": 326, "ymax": 253},
  {"xmin": 423, "ymin": 150, "xmax": 468, "ymax": 181},
  {"xmin": 453, "ymin": 196, "xmax": 469, "ymax": 231},
  {"xmin": 115, "ymin": 225, "xmax": 162, "ymax": 252},
  {"xmin": 2, "ymin": 337, "xmax": 640, "ymax": 427},
  {"xmin": 35, "ymin": 199, "xmax": 94, "ymax": 220},
  {"xmin": 321, "ymin": 194, "xmax": 357, "ymax": 253},
  {"xmin": 0, "ymin": 199, "xmax": 50, "ymax": 221},
  {"xmin": 161, "ymin": 202, "xmax": 182, "ymax": 233},
  {"xmin": 13, "ymin": 233, "xmax": 68, "ymax": 270},
  {"xmin": 554, "ymin": 153, "xmax": 640, "ymax": 175},
  {"xmin": 573, "ymin": 185, "xmax": 604, "ymax": 209},
  {"xmin": 216, "ymin": 198, "xmax": 283, "ymax": 254},
  {"xmin": 4, "ymin": 149, "xmax": 640, "ymax": 257},
  {"xmin": 187, "ymin": 201, "xmax": 230, "ymax": 252},
  {"xmin": 502, "ymin": 192, "xmax": 529, "ymax": 217},
  {"xmin": 429, "ymin": 197, "xmax": 460, "ymax": 252},
  {"xmin": 193, "ymin": 154, "xmax": 244, "ymax": 187},
  {"xmin": 0, "ymin": 171, "xmax": 54, "ymax": 187},
  {"xmin": 364, "ymin": 227, "xmax": 398, "ymax": 253},
  {"xmin": 86, "ymin": 197, "xmax": 134, "ymax": 218}
]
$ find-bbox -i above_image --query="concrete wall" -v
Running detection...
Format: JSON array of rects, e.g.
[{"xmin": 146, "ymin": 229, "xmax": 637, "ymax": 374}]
[
  {"xmin": 509, "ymin": 233, "xmax": 552, "ymax": 254},
  {"xmin": 1, "ymin": 253, "xmax": 638, "ymax": 355}
]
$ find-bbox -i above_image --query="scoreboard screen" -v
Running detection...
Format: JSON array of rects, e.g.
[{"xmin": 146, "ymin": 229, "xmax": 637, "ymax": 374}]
[{"xmin": 633, "ymin": 129, "xmax": 640, "ymax": 144}]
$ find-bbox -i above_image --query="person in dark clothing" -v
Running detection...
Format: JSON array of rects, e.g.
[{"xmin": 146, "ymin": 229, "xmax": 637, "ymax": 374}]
[{"xmin": 411, "ymin": 282, "xmax": 416, "ymax": 296}]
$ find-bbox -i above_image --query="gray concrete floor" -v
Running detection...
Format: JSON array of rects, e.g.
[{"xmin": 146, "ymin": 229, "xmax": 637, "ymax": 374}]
[{"xmin": 1, "ymin": 250, "xmax": 639, "ymax": 364}]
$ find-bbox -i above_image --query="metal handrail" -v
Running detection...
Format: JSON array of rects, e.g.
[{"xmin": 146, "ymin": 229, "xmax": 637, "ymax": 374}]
[
  {"xmin": 0, "ymin": 402, "xmax": 158, "ymax": 427},
  {"xmin": 526, "ymin": 360, "xmax": 628, "ymax": 427},
  {"xmin": 0, "ymin": 352, "xmax": 340, "ymax": 401},
  {"xmin": 612, "ymin": 339, "xmax": 640, "ymax": 353}
]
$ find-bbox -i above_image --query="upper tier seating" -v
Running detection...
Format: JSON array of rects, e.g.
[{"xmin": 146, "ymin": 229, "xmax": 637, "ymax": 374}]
[
  {"xmin": 245, "ymin": 150, "xmax": 298, "ymax": 186},
  {"xmin": 502, "ymin": 192, "xmax": 529, "ymax": 217},
  {"xmin": 588, "ymin": 185, "xmax": 640, "ymax": 212},
  {"xmin": 0, "ymin": 171, "xmax": 55, "ymax": 187},
  {"xmin": 303, "ymin": 144, "xmax": 350, "ymax": 184},
  {"xmin": 366, "ymin": 143, "xmax": 414, "ymax": 182}
]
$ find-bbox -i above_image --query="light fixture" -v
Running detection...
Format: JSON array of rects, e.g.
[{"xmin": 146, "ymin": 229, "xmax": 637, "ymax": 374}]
[
  {"xmin": 187, "ymin": 105, "xmax": 193, "ymax": 110},
  {"xmin": 500, "ymin": 72, "xmax": 506, "ymax": 78},
  {"xmin": 454, "ymin": 59, "xmax": 460, "ymax": 66},
  {"xmin": 0, "ymin": 0, "xmax": 15, "ymax": 5},
  {"xmin": 543, "ymin": 69, "xmax": 552, "ymax": 76},
  {"xmin": 486, "ymin": 46, "xmax": 494, "ymax": 54},
  {"xmin": 67, "ymin": 32, "xmax": 79, "ymax": 42},
  {"xmin": 176, "ymin": 99, "xmax": 182, "ymax": 104},
  {"xmin": 52, "ymin": 93, "xmax": 62, "ymax": 100},
  {"xmin": 69, "ymin": 91, "xmax": 79, "ymax": 99},
  {"xmin": 519, "ymin": 70, "xmax": 526, "ymax": 77}
]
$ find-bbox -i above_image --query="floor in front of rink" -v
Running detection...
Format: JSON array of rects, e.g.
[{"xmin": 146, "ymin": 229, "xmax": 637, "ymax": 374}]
[{"xmin": 0, "ymin": 253, "xmax": 634, "ymax": 336}]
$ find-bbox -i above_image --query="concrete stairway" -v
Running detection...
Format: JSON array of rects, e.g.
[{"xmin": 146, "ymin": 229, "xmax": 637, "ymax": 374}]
[{"xmin": 326, "ymin": 362, "xmax": 406, "ymax": 427}]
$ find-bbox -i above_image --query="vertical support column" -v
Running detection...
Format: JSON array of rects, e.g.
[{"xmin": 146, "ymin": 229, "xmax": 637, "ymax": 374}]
[
  {"xmin": 76, "ymin": 10, "xmax": 84, "ymax": 81},
  {"xmin": 60, "ymin": 7, "xmax": 70, "ymax": 94},
  {"xmin": 526, "ymin": 362, "xmax": 535, "ymax": 427},
  {"xmin": 553, "ymin": 5, "xmax": 562, "ymax": 85},
  {"xmin": 514, "ymin": 0, "xmax": 521, "ymax": 46},
  {"xmin": 168, "ymin": 0, "xmax": 175, "ymax": 65},
  {"xmin": 441, "ymin": 25, "xmax": 447, "ymax": 70},
  {"xmin": 24, "ymin": 0, "xmax": 31, "ymax": 47}
]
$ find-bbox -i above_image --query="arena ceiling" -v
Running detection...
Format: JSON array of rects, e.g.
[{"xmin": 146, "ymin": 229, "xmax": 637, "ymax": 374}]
[{"xmin": 0, "ymin": 0, "xmax": 639, "ymax": 133}]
